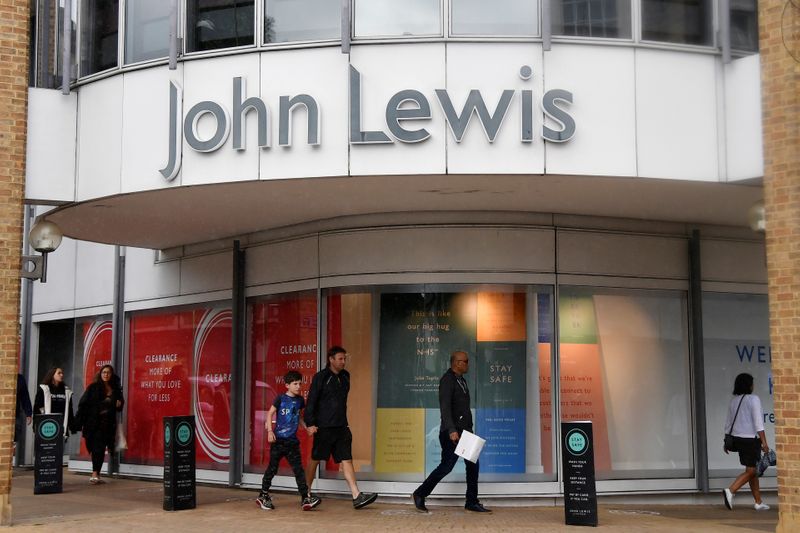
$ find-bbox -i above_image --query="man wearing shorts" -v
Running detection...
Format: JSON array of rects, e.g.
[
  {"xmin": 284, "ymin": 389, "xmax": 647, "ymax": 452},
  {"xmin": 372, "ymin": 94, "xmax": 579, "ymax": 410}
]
[{"xmin": 304, "ymin": 346, "xmax": 378, "ymax": 509}]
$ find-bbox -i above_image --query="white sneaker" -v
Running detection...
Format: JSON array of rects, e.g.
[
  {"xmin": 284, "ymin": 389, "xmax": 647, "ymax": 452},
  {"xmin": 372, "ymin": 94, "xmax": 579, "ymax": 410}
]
[
  {"xmin": 723, "ymin": 488, "xmax": 734, "ymax": 510},
  {"xmin": 754, "ymin": 502, "xmax": 770, "ymax": 511}
]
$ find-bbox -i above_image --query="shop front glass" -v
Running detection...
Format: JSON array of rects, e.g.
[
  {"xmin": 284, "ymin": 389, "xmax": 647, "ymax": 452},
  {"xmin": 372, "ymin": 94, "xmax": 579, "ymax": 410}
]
[
  {"xmin": 703, "ymin": 292, "xmax": 774, "ymax": 478},
  {"xmin": 321, "ymin": 284, "xmax": 556, "ymax": 483},
  {"xmin": 125, "ymin": 304, "xmax": 232, "ymax": 471},
  {"xmin": 559, "ymin": 287, "xmax": 693, "ymax": 480}
]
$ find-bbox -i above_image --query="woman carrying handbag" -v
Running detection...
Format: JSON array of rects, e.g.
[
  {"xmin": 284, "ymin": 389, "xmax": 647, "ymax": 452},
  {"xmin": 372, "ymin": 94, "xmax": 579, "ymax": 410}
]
[{"xmin": 77, "ymin": 365, "xmax": 125, "ymax": 484}]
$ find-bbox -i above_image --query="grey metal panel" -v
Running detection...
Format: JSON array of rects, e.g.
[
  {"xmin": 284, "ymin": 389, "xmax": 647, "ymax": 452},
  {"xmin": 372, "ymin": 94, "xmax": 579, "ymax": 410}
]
[
  {"xmin": 180, "ymin": 252, "xmax": 233, "ymax": 294},
  {"xmin": 319, "ymin": 227, "xmax": 555, "ymax": 277},
  {"xmin": 700, "ymin": 239, "xmax": 766, "ymax": 284},
  {"xmin": 558, "ymin": 231, "xmax": 689, "ymax": 279},
  {"xmin": 245, "ymin": 236, "xmax": 319, "ymax": 285}
]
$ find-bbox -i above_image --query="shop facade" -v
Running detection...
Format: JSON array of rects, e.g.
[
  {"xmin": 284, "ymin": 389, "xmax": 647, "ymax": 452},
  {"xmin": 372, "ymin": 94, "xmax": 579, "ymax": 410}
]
[{"xmin": 22, "ymin": 0, "xmax": 770, "ymax": 500}]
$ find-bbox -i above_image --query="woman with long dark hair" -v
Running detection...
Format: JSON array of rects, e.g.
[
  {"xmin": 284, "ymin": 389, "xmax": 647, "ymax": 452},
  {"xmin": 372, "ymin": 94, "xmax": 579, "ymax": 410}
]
[
  {"xmin": 77, "ymin": 364, "xmax": 124, "ymax": 484},
  {"xmin": 722, "ymin": 372, "xmax": 770, "ymax": 511},
  {"xmin": 33, "ymin": 367, "xmax": 75, "ymax": 438}
]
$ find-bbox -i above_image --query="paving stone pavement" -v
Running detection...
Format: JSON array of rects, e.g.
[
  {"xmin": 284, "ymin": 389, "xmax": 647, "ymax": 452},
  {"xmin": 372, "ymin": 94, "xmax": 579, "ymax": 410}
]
[{"xmin": 8, "ymin": 469, "xmax": 778, "ymax": 532}]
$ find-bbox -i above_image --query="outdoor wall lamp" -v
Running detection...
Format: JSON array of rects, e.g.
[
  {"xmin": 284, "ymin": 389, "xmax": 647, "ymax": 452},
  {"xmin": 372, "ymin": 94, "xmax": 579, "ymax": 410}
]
[
  {"xmin": 21, "ymin": 220, "xmax": 63, "ymax": 283},
  {"xmin": 748, "ymin": 201, "xmax": 766, "ymax": 233}
]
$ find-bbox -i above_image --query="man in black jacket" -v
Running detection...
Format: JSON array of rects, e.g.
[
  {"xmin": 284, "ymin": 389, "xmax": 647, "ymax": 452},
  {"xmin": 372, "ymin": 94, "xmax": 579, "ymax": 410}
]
[
  {"xmin": 304, "ymin": 346, "xmax": 377, "ymax": 509},
  {"xmin": 412, "ymin": 350, "xmax": 491, "ymax": 513}
]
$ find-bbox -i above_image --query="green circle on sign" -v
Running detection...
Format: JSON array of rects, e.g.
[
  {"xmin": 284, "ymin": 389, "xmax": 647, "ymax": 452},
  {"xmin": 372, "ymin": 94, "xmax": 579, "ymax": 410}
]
[
  {"xmin": 40, "ymin": 421, "xmax": 58, "ymax": 440},
  {"xmin": 164, "ymin": 424, "xmax": 171, "ymax": 445},
  {"xmin": 566, "ymin": 429, "xmax": 588, "ymax": 456},
  {"xmin": 176, "ymin": 422, "xmax": 192, "ymax": 445}
]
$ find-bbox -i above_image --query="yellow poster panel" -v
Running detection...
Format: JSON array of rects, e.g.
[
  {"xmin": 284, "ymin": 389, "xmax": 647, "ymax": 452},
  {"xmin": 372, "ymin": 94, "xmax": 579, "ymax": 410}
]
[{"xmin": 375, "ymin": 408, "xmax": 425, "ymax": 473}]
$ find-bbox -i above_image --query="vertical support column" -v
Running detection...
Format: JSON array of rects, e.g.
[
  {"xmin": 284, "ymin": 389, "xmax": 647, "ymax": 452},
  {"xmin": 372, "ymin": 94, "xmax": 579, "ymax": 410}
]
[
  {"xmin": 0, "ymin": 0, "xmax": 31, "ymax": 524},
  {"xmin": 110, "ymin": 246, "xmax": 126, "ymax": 475},
  {"xmin": 688, "ymin": 229, "xmax": 709, "ymax": 493},
  {"xmin": 760, "ymin": 1, "xmax": 800, "ymax": 530},
  {"xmin": 229, "ymin": 241, "xmax": 246, "ymax": 486},
  {"xmin": 541, "ymin": 0, "xmax": 552, "ymax": 51},
  {"xmin": 61, "ymin": 0, "xmax": 71, "ymax": 94},
  {"xmin": 341, "ymin": 0, "xmax": 351, "ymax": 54},
  {"xmin": 17, "ymin": 206, "xmax": 36, "ymax": 467}
]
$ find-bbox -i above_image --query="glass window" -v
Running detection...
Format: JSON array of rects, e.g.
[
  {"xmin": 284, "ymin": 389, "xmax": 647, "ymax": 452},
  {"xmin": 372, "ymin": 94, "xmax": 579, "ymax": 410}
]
[
  {"xmin": 354, "ymin": 0, "xmax": 441, "ymax": 38},
  {"xmin": 245, "ymin": 292, "xmax": 318, "ymax": 475},
  {"xmin": 186, "ymin": 0, "xmax": 255, "ymax": 53},
  {"xmin": 641, "ymin": 0, "xmax": 713, "ymax": 46},
  {"xmin": 125, "ymin": 0, "xmax": 171, "ymax": 64},
  {"xmin": 552, "ymin": 0, "xmax": 632, "ymax": 39},
  {"xmin": 730, "ymin": 0, "xmax": 758, "ymax": 53},
  {"xmin": 37, "ymin": 319, "xmax": 79, "ymax": 455},
  {"xmin": 126, "ymin": 305, "xmax": 232, "ymax": 470},
  {"xmin": 559, "ymin": 287, "xmax": 693, "ymax": 479},
  {"xmin": 79, "ymin": 0, "xmax": 119, "ymax": 76},
  {"xmin": 322, "ymin": 285, "xmax": 555, "ymax": 482},
  {"xmin": 451, "ymin": 0, "xmax": 538, "ymax": 36},
  {"xmin": 703, "ymin": 293, "xmax": 773, "ymax": 478},
  {"xmin": 265, "ymin": 0, "xmax": 340, "ymax": 43}
]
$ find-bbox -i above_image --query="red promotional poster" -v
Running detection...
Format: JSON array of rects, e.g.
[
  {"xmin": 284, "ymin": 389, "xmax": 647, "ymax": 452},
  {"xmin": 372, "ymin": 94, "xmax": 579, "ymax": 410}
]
[
  {"xmin": 249, "ymin": 294, "xmax": 317, "ymax": 469},
  {"xmin": 78, "ymin": 320, "xmax": 113, "ymax": 457},
  {"xmin": 126, "ymin": 310, "xmax": 195, "ymax": 464},
  {"xmin": 192, "ymin": 308, "xmax": 232, "ymax": 467}
]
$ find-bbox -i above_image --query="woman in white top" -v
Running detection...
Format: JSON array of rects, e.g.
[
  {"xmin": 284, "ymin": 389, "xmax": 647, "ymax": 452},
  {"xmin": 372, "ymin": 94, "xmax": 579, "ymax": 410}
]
[{"xmin": 722, "ymin": 373, "xmax": 770, "ymax": 511}]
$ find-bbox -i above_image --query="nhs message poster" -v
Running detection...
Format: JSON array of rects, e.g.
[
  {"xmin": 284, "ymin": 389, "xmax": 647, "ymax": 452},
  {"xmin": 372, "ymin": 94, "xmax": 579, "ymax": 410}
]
[{"xmin": 249, "ymin": 295, "xmax": 317, "ymax": 470}]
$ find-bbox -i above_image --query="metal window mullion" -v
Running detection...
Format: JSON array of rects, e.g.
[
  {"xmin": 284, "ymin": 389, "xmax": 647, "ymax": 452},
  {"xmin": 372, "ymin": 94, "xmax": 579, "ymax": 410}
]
[
  {"xmin": 61, "ymin": 0, "xmax": 72, "ymax": 93},
  {"xmin": 117, "ymin": 0, "xmax": 125, "ymax": 70},
  {"xmin": 341, "ymin": 0, "xmax": 351, "ymax": 53},
  {"xmin": 542, "ymin": 0, "xmax": 552, "ymax": 50},
  {"xmin": 169, "ymin": 0, "xmax": 179, "ymax": 68},
  {"xmin": 719, "ymin": 0, "xmax": 731, "ymax": 63}
]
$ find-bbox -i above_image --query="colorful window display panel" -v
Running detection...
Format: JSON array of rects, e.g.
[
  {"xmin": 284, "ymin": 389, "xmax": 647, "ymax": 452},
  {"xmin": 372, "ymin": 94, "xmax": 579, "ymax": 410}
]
[
  {"xmin": 246, "ymin": 292, "xmax": 317, "ymax": 475},
  {"xmin": 703, "ymin": 293, "xmax": 774, "ymax": 477},
  {"xmin": 126, "ymin": 306, "xmax": 232, "ymax": 469},
  {"xmin": 552, "ymin": 288, "xmax": 693, "ymax": 480},
  {"xmin": 73, "ymin": 318, "xmax": 113, "ymax": 459},
  {"xmin": 329, "ymin": 286, "xmax": 554, "ymax": 482}
]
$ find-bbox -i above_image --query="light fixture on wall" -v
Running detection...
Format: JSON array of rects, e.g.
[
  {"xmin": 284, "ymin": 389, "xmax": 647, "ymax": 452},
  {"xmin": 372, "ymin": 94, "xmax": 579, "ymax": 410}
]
[
  {"xmin": 748, "ymin": 201, "xmax": 766, "ymax": 233},
  {"xmin": 21, "ymin": 220, "xmax": 63, "ymax": 283}
]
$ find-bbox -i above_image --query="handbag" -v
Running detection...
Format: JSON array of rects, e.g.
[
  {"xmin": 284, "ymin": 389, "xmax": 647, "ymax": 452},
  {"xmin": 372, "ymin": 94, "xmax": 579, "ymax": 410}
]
[
  {"xmin": 115, "ymin": 417, "xmax": 128, "ymax": 452},
  {"xmin": 724, "ymin": 394, "xmax": 746, "ymax": 452}
]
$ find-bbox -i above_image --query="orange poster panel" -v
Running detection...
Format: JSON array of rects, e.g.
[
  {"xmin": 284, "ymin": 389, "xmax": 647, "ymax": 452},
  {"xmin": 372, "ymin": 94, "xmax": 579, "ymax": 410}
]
[
  {"xmin": 539, "ymin": 343, "xmax": 611, "ymax": 473},
  {"xmin": 477, "ymin": 292, "xmax": 526, "ymax": 342}
]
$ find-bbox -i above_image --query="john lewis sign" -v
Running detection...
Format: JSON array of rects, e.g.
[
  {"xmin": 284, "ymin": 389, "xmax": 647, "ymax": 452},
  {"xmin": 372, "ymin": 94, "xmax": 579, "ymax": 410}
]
[{"xmin": 160, "ymin": 65, "xmax": 576, "ymax": 180}]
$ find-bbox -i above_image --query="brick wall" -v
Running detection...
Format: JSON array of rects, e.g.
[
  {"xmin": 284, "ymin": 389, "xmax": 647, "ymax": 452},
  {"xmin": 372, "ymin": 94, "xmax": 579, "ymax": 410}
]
[
  {"xmin": 0, "ymin": 0, "xmax": 30, "ymax": 525},
  {"xmin": 760, "ymin": 1, "xmax": 800, "ymax": 531}
]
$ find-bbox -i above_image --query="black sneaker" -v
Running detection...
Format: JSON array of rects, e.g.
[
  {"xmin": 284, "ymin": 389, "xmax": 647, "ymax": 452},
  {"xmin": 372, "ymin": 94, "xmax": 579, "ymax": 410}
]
[
  {"xmin": 465, "ymin": 501, "xmax": 491, "ymax": 513},
  {"xmin": 302, "ymin": 495, "xmax": 321, "ymax": 511},
  {"xmin": 353, "ymin": 492, "xmax": 378, "ymax": 509},
  {"xmin": 256, "ymin": 494, "xmax": 274, "ymax": 510},
  {"xmin": 412, "ymin": 491, "xmax": 428, "ymax": 513}
]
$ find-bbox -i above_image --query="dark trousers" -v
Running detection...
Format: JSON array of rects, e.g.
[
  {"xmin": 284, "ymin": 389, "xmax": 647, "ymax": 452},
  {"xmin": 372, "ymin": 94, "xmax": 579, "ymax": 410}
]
[
  {"xmin": 415, "ymin": 430, "xmax": 479, "ymax": 505},
  {"xmin": 85, "ymin": 433, "xmax": 112, "ymax": 473},
  {"xmin": 261, "ymin": 438, "xmax": 308, "ymax": 499}
]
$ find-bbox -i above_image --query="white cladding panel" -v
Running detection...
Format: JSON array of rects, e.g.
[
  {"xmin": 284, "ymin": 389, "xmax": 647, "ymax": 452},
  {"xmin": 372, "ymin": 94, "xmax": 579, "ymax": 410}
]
[
  {"xmin": 124, "ymin": 247, "xmax": 181, "ymax": 302},
  {"xmin": 259, "ymin": 48, "xmax": 349, "ymax": 179},
  {"xmin": 246, "ymin": 237, "xmax": 319, "ymax": 286},
  {"xmin": 544, "ymin": 46, "xmax": 637, "ymax": 177},
  {"xmin": 121, "ymin": 66, "xmax": 185, "ymax": 192},
  {"xmin": 635, "ymin": 50, "xmax": 719, "ymax": 181},
  {"xmin": 74, "ymin": 241, "xmax": 115, "ymax": 309},
  {"xmin": 701, "ymin": 239, "xmax": 766, "ymax": 284},
  {"xmin": 31, "ymin": 237, "xmax": 77, "ymax": 315},
  {"xmin": 182, "ymin": 55, "xmax": 260, "ymax": 185},
  {"xmin": 319, "ymin": 227, "xmax": 555, "ymax": 277},
  {"xmin": 180, "ymin": 252, "xmax": 232, "ymax": 294},
  {"xmin": 25, "ymin": 88, "xmax": 77, "ymax": 202},
  {"xmin": 76, "ymin": 76, "xmax": 124, "ymax": 200},
  {"xmin": 558, "ymin": 231, "xmax": 688, "ymax": 279},
  {"xmin": 724, "ymin": 55, "xmax": 764, "ymax": 182},
  {"xmin": 445, "ymin": 43, "xmax": 545, "ymax": 174},
  {"xmin": 349, "ymin": 44, "xmax": 447, "ymax": 176}
]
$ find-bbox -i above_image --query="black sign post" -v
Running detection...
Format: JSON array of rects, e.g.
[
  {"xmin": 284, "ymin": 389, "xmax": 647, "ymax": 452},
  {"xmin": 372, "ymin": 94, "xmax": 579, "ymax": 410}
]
[
  {"xmin": 561, "ymin": 421, "xmax": 598, "ymax": 526},
  {"xmin": 33, "ymin": 414, "xmax": 63, "ymax": 495},
  {"xmin": 163, "ymin": 415, "xmax": 196, "ymax": 511}
]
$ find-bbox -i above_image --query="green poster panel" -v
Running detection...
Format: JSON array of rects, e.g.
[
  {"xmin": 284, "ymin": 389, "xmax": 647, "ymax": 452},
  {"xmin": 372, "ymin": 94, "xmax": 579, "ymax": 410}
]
[
  {"xmin": 378, "ymin": 293, "xmax": 476, "ymax": 408},
  {"xmin": 559, "ymin": 293, "xmax": 598, "ymax": 344},
  {"xmin": 474, "ymin": 341, "xmax": 527, "ymax": 409}
]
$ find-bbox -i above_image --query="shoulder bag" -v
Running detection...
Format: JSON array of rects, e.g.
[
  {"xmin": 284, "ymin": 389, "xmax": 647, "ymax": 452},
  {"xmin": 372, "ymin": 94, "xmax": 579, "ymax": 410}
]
[{"xmin": 724, "ymin": 394, "xmax": 746, "ymax": 452}]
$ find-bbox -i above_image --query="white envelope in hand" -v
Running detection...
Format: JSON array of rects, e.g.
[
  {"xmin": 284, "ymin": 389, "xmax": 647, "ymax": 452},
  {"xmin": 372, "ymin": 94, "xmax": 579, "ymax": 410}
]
[{"xmin": 454, "ymin": 430, "xmax": 486, "ymax": 463}]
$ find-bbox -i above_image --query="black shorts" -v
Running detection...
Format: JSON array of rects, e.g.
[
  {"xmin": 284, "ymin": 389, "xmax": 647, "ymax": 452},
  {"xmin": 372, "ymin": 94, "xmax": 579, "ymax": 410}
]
[
  {"xmin": 733, "ymin": 436, "xmax": 761, "ymax": 467},
  {"xmin": 312, "ymin": 427, "xmax": 352, "ymax": 463}
]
